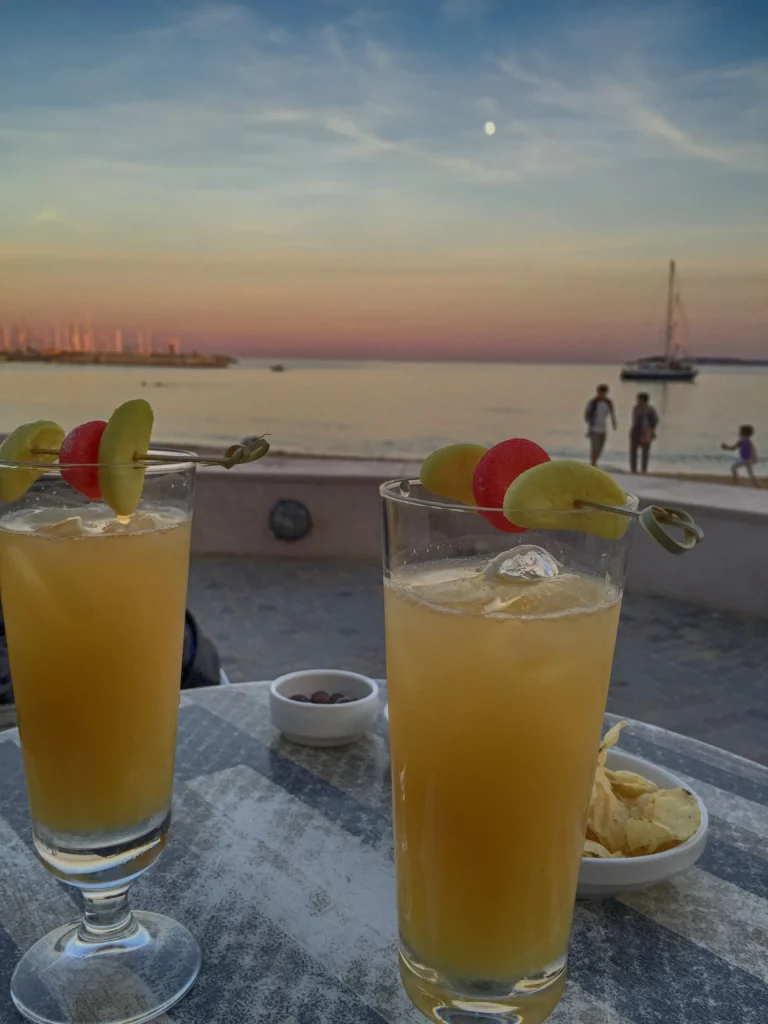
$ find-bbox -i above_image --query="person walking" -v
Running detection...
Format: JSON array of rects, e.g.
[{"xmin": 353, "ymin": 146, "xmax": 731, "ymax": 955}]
[
  {"xmin": 721, "ymin": 425, "xmax": 759, "ymax": 487},
  {"xmin": 584, "ymin": 384, "xmax": 617, "ymax": 466},
  {"xmin": 629, "ymin": 392, "xmax": 659, "ymax": 474}
]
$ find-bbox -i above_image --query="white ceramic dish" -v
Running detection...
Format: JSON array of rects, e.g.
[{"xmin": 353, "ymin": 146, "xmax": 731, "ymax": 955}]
[
  {"xmin": 577, "ymin": 748, "xmax": 708, "ymax": 898},
  {"xmin": 270, "ymin": 670, "xmax": 380, "ymax": 747}
]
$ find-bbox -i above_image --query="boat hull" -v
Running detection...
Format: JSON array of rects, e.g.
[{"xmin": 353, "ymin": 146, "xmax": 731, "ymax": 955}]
[{"xmin": 620, "ymin": 367, "xmax": 698, "ymax": 382}]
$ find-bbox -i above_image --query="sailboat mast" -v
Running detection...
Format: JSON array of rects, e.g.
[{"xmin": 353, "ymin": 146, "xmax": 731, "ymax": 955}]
[{"xmin": 664, "ymin": 259, "xmax": 676, "ymax": 363}]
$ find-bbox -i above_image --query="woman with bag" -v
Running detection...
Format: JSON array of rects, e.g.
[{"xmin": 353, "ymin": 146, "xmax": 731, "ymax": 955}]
[{"xmin": 629, "ymin": 392, "xmax": 659, "ymax": 474}]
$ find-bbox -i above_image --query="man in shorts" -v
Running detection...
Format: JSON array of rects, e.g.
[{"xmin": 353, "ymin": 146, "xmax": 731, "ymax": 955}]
[{"xmin": 584, "ymin": 384, "xmax": 617, "ymax": 466}]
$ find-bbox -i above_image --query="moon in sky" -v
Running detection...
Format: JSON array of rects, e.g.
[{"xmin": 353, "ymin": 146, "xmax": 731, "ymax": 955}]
[{"xmin": 483, "ymin": 121, "xmax": 496, "ymax": 136}]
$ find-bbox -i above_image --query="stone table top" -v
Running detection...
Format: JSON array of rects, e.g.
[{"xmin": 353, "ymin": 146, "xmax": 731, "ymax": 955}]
[{"xmin": 1, "ymin": 682, "xmax": 767, "ymax": 1024}]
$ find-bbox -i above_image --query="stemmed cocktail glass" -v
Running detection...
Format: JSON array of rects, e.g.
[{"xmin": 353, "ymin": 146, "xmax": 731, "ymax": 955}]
[{"xmin": 1, "ymin": 453, "xmax": 199, "ymax": 1024}]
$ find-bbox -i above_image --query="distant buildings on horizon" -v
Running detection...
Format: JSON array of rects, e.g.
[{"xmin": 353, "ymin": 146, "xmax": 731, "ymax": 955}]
[{"xmin": 0, "ymin": 321, "xmax": 183, "ymax": 357}]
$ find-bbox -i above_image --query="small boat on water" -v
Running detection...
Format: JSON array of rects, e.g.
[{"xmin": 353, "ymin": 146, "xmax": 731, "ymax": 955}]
[
  {"xmin": 621, "ymin": 260, "xmax": 698, "ymax": 382},
  {"xmin": 620, "ymin": 355, "xmax": 698, "ymax": 382}
]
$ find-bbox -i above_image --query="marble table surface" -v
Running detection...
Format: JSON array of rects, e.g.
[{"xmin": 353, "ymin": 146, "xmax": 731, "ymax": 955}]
[{"xmin": 1, "ymin": 682, "xmax": 766, "ymax": 1024}]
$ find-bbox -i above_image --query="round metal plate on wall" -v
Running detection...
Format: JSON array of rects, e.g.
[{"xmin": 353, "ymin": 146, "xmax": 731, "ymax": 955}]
[{"xmin": 269, "ymin": 499, "xmax": 312, "ymax": 542}]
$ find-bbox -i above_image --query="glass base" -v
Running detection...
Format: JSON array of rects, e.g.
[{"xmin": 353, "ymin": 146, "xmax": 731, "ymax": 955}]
[
  {"xmin": 10, "ymin": 911, "xmax": 201, "ymax": 1024},
  {"xmin": 399, "ymin": 946, "xmax": 566, "ymax": 1024}
]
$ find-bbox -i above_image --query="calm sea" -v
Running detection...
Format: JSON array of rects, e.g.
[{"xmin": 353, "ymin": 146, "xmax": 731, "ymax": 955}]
[{"xmin": 1, "ymin": 359, "xmax": 765, "ymax": 476}]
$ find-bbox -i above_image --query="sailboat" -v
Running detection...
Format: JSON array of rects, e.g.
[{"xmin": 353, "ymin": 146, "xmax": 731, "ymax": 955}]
[{"xmin": 620, "ymin": 260, "xmax": 698, "ymax": 382}]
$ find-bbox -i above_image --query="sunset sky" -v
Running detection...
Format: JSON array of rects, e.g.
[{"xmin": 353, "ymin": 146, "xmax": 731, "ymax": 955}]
[{"xmin": 1, "ymin": 0, "xmax": 766, "ymax": 360}]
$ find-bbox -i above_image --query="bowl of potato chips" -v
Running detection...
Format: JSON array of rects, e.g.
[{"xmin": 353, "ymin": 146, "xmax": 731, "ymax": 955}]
[{"xmin": 578, "ymin": 721, "xmax": 708, "ymax": 898}]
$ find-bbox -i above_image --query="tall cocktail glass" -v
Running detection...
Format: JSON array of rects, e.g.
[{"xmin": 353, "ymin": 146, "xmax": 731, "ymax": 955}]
[
  {"xmin": 0, "ymin": 454, "xmax": 199, "ymax": 1024},
  {"xmin": 381, "ymin": 480, "xmax": 636, "ymax": 1023}
]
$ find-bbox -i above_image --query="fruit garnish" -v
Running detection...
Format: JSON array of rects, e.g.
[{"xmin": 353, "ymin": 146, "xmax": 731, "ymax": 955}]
[
  {"xmin": 59, "ymin": 421, "xmax": 107, "ymax": 501},
  {"xmin": 98, "ymin": 399, "xmax": 154, "ymax": 517},
  {"xmin": 417, "ymin": 434, "xmax": 702, "ymax": 552},
  {"xmin": 472, "ymin": 438, "xmax": 550, "ymax": 533},
  {"xmin": 420, "ymin": 444, "xmax": 488, "ymax": 505},
  {"xmin": 0, "ymin": 421, "xmax": 65, "ymax": 501},
  {"xmin": 503, "ymin": 460, "xmax": 629, "ymax": 540},
  {"xmin": 0, "ymin": 400, "xmax": 271, "ymax": 515}
]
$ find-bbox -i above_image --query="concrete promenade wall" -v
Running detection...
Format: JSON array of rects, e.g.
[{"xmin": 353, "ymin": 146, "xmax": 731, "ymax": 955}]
[{"xmin": 192, "ymin": 458, "xmax": 768, "ymax": 618}]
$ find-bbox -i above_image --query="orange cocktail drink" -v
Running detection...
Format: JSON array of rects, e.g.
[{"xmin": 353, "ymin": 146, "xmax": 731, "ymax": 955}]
[
  {"xmin": 385, "ymin": 561, "xmax": 620, "ymax": 978},
  {"xmin": 0, "ymin": 507, "xmax": 191, "ymax": 837}
]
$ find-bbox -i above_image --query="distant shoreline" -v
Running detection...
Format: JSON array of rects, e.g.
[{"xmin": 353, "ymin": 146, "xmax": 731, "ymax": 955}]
[
  {"xmin": 236, "ymin": 356, "xmax": 768, "ymax": 368},
  {"xmin": 2, "ymin": 354, "xmax": 766, "ymax": 368},
  {"xmin": 695, "ymin": 357, "xmax": 768, "ymax": 367}
]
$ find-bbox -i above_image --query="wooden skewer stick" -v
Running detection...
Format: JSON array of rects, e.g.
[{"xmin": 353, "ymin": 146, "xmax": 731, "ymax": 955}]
[
  {"xmin": 31, "ymin": 448, "xmax": 243, "ymax": 467},
  {"xmin": 30, "ymin": 437, "xmax": 270, "ymax": 469},
  {"xmin": 573, "ymin": 499, "xmax": 638, "ymax": 519},
  {"xmin": 576, "ymin": 499, "xmax": 703, "ymax": 553}
]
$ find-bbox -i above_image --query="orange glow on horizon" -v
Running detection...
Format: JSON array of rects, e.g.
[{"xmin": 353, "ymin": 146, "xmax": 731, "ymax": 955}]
[{"xmin": 1, "ymin": 245, "xmax": 765, "ymax": 360}]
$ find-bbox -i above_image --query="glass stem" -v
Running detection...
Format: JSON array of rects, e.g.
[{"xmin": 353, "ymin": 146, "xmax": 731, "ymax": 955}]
[{"xmin": 78, "ymin": 886, "xmax": 137, "ymax": 944}]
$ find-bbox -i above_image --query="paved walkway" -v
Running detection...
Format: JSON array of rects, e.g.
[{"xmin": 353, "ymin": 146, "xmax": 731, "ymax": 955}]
[{"xmin": 189, "ymin": 557, "xmax": 768, "ymax": 766}]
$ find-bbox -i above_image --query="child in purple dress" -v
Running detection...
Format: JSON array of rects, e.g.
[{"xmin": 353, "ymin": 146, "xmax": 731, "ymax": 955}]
[{"xmin": 721, "ymin": 425, "xmax": 759, "ymax": 487}]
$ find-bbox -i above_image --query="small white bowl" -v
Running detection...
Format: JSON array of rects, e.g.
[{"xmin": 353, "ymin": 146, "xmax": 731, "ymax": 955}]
[
  {"xmin": 577, "ymin": 748, "xmax": 708, "ymax": 899},
  {"xmin": 270, "ymin": 670, "xmax": 380, "ymax": 747}
]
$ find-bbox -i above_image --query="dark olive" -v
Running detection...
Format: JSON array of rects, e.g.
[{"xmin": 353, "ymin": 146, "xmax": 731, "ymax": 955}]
[
  {"xmin": 290, "ymin": 694, "xmax": 310, "ymax": 702},
  {"xmin": 310, "ymin": 691, "xmax": 332, "ymax": 704},
  {"xmin": 329, "ymin": 693, "xmax": 346, "ymax": 703}
]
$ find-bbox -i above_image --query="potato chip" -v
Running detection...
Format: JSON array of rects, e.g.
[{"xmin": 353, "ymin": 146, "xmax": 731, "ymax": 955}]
[
  {"xmin": 584, "ymin": 722, "xmax": 703, "ymax": 859},
  {"xmin": 597, "ymin": 720, "xmax": 627, "ymax": 768},
  {"xmin": 605, "ymin": 769, "xmax": 659, "ymax": 801},
  {"xmin": 583, "ymin": 839, "xmax": 621, "ymax": 859},
  {"xmin": 623, "ymin": 817, "xmax": 676, "ymax": 856},
  {"xmin": 651, "ymin": 788, "xmax": 701, "ymax": 843},
  {"xmin": 587, "ymin": 766, "xmax": 628, "ymax": 853},
  {"xmin": 624, "ymin": 791, "xmax": 660, "ymax": 821}
]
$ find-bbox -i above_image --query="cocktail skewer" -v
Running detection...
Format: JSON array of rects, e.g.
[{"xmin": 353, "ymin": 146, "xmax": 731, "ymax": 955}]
[
  {"xmin": 576, "ymin": 499, "xmax": 703, "ymax": 553},
  {"xmin": 30, "ymin": 436, "xmax": 270, "ymax": 469}
]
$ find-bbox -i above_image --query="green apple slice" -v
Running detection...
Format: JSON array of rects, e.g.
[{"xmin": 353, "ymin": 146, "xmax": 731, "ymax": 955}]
[
  {"xmin": 0, "ymin": 421, "xmax": 65, "ymax": 501},
  {"xmin": 420, "ymin": 443, "xmax": 488, "ymax": 505},
  {"xmin": 98, "ymin": 399, "xmax": 154, "ymax": 516},
  {"xmin": 503, "ymin": 460, "xmax": 629, "ymax": 540}
]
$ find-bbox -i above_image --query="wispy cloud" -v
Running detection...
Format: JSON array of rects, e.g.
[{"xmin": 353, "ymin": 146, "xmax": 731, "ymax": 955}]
[
  {"xmin": 344, "ymin": 6, "xmax": 393, "ymax": 29},
  {"xmin": 29, "ymin": 208, "xmax": 69, "ymax": 227},
  {"xmin": 623, "ymin": 103, "xmax": 735, "ymax": 165},
  {"xmin": 498, "ymin": 55, "xmax": 768, "ymax": 171},
  {"xmin": 440, "ymin": 0, "xmax": 494, "ymax": 21},
  {"xmin": 323, "ymin": 114, "xmax": 525, "ymax": 182}
]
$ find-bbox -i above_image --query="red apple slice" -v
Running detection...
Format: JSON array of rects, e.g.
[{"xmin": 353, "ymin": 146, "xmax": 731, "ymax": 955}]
[
  {"xmin": 59, "ymin": 421, "xmax": 107, "ymax": 500},
  {"xmin": 472, "ymin": 438, "xmax": 550, "ymax": 532}
]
